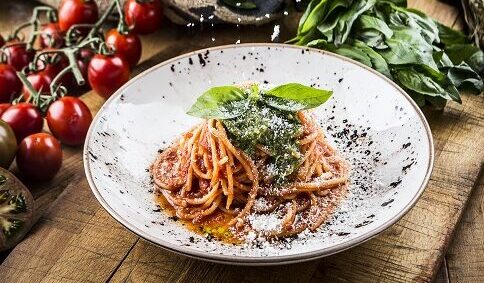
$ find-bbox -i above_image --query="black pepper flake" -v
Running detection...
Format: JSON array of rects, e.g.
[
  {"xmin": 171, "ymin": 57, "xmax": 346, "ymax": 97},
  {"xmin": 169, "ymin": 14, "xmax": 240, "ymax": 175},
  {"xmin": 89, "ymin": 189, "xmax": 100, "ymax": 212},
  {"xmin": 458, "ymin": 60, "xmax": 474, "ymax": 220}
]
[
  {"xmin": 189, "ymin": 236, "xmax": 195, "ymax": 243},
  {"xmin": 389, "ymin": 179, "xmax": 402, "ymax": 188},
  {"xmin": 198, "ymin": 54, "xmax": 206, "ymax": 67},
  {"xmin": 170, "ymin": 64, "xmax": 175, "ymax": 72},
  {"xmin": 402, "ymin": 142, "xmax": 411, "ymax": 149},
  {"xmin": 402, "ymin": 161, "xmax": 415, "ymax": 173},
  {"xmin": 88, "ymin": 151, "xmax": 98, "ymax": 160},
  {"xmin": 355, "ymin": 220, "xmax": 372, "ymax": 228},
  {"xmin": 338, "ymin": 78, "xmax": 344, "ymax": 83},
  {"xmin": 188, "ymin": 58, "xmax": 193, "ymax": 65},
  {"xmin": 381, "ymin": 199, "xmax": 394, "ymax": 206},
  {"xmin": 169, "ymin": 216, "xmax": 179, "ymax": 221}
]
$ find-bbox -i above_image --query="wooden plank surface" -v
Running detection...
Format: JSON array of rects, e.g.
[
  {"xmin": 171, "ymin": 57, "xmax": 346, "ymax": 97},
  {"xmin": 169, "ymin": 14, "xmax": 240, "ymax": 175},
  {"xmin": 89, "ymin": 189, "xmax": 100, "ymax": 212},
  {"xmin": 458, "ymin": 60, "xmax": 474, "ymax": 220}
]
[{"xmin": 0, "ymin": 0, "xmax": 483, "ymax": 282}]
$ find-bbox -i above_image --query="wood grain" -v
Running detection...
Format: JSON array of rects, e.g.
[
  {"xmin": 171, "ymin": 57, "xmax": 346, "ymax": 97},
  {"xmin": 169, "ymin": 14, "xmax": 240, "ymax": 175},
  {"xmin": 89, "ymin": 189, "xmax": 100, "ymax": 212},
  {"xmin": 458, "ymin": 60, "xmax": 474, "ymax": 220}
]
[
  {"xmin": 445, "ymin": 173, "xmax": 484, "ymax": 282},
  {"xmin": 0, "ymin": 0, "xmax": 483, "ymax": 282}
]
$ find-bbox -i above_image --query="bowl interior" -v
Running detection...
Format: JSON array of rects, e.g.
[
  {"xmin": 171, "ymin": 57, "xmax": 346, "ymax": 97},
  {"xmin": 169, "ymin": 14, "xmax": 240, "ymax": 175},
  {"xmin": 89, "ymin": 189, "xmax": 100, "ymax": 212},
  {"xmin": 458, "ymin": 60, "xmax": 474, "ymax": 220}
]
[{"xmin": 84, "ymin": 44, "xmax": 432, "ymax": 264}]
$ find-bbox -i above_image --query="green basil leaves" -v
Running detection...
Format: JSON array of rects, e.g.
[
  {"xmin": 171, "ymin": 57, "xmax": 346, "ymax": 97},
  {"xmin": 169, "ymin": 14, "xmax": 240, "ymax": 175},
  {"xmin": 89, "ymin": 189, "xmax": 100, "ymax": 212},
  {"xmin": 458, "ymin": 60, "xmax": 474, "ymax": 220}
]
[
  {"xmin": 187, "ymin": 83, "xmax": 333, "ymax": 119},
  {"xmin": 264, "ymin": 83, "xmax": 333, "ymax": 111},
  {"xmin": 292, "ymin": 0, "xmax": 483, "ymax": 108},
  {"xmin": 187, "ymin": 86, "xmax": 249, "ymax": 119}
]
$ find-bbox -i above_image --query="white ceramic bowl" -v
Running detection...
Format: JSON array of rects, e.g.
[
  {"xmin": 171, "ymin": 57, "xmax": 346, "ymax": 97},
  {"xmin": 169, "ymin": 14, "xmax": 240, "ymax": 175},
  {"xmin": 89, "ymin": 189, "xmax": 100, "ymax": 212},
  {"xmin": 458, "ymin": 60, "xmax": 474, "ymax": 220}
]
[{"xmin": 84, "ymin": 43, "xmax": 434, "ymax": 265}]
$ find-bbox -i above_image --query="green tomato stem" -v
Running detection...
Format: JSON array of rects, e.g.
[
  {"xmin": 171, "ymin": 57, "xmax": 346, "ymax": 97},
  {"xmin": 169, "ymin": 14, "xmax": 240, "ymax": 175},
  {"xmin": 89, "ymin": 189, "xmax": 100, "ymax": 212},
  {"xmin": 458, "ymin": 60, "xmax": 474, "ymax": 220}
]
[{"xmin": 16, "ymin": 72, "xmax": 39, "ymax": 104}]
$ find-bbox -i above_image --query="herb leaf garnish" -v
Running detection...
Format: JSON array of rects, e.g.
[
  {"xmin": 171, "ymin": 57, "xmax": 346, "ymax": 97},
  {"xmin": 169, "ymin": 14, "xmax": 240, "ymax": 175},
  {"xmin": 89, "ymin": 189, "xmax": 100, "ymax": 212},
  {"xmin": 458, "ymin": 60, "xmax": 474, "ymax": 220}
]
[
  {"xmin": 186, "ymin": 86, "xmax": 248, "ymax": 119},
  {"xmin": 187, "ymin": 83, "xmax": 333, "ymax": 119},
  {"xmin": 263, "ymin": 83, "xmax": 333, "ymax": 111}
]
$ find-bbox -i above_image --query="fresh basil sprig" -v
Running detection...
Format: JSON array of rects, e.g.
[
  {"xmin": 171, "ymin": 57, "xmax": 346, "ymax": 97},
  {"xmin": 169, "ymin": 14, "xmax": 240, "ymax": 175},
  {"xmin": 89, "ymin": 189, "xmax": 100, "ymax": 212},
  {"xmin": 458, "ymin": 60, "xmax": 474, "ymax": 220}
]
[
  {"xmin": 187, "ymin": 86, "xmax": 249, "ymax": 119},
  {"xmin": 292, "ymin": 0, "xmax": 484, "ymax": 108},
  {"xmin": 264, "ymin": 83, "xmax": 333, "ymax": 111},
  {"xmin": 187, "ymin": 83, "xmax": 333, "ymax": 119}
]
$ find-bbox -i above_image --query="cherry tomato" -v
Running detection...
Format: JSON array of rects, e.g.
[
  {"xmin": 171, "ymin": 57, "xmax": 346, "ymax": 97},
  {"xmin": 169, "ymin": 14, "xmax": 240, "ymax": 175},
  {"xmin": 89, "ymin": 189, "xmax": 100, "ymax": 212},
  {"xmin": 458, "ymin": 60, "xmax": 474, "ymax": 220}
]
[
  {"xmin": 88, "ymin": 54, "xmax": 130, "ymax": 99},
  {"xmin": 16, "ymin": 133, "xmax": 62, "ymax": 181},
  {"xmin": 46, "ymin": 97, "xmax": 92, "ymax": 145},
  {"xmin": 0, "ymin": 103, "xmax": 44, "ymax": 143},
  {"xmin": 58, "ymin": 0, "xmax": 99, "ymax": 32},
  {"xmin": 0, "ymin": 104, "xmax": 11, "ymax": 117},
  {"xmin": 0, "ymin": 120, "xmax": 17, "ymax": 169},
  {"xmin": 0, "ymin": 64, "xmax": 22, "ymax": 103},
  {"xmin": 0, "ymin": 35, "xmax": 4, "ymax": 47},
  {"xmin": 39, "ymin": 23, "xmax": 65, "ymax": 48},
  {"xmin": 124, "ymin": 0, "xmax": 163, "ymax": 35},
  {"xmin": 105, "ymin": 29, "xmax": 141, "ymax": 68},
  {"xmin": 4, "ymin": 43, "xmax": 35, "ymax": 72},
  {"xmin": 22, "ymin": 71, "xmax": 53, "ymax": 101}
]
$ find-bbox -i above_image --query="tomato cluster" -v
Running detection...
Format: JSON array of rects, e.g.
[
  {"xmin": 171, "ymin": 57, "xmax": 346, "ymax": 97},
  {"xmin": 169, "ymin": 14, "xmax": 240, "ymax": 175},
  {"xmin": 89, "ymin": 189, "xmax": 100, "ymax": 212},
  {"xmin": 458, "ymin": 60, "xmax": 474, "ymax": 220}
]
[{"xmin": 0, "ymin": 0, "xmax": 163, "ymax": 181}]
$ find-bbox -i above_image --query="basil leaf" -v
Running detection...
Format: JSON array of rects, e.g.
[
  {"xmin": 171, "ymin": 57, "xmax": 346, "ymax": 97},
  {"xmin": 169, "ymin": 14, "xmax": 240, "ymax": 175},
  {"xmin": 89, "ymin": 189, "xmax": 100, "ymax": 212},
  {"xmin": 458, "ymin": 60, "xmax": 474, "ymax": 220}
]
[
  {"xmin": 307, "ymin": 38, "xmax": 329, "ymax": 48},
  {"xmin": 329, "ymin": 43, "xmax": 373, "ymax": 66},
  {"xmin": 395, "ymin": 68, "xmax": 461, "ymax": 103},
  {"xmin": 356, "ymin": 29, "xmax": 387, "ymax": 49},
  {"xmin": 334, "ymin": 0, "xmax": 376, "ymax": 46},
  {"xmin": 187, "ymin": 86, "xmax": 249, "ymax": 119},
  {"xmin": 353, "ymin": 40, "xmax": 393, "ymax": 78},
  {"xmin": 380, "ymin": 27, "xmax": 438, "ymax": 71},
  {"xmin": 447, "ymin": 63, "xmax": 484, "ymax": 92},
  {"xmin": 392, "ymin": 8, "xmax": 440, "ymax": 44},
  {"xmin": 436, "ymin": 21, "xmax": 469, "ymax": 46},
  {"xmin": 221, "ymin": 0, "xmax": 257, "ymax": 10},
  {"xmin": 263, "ymin": 83, "xmax": 333, "ymax": 111},
  {"xmin": 299, "ymin": 0, "xmax": 333, "ymax": 35},
  {"xmin": 445, "ymin": 44, "xmax": 484, "ymax": 75},
  {"xmin": 433, "ymin": 49, "xmax": 454, "ymax": 68},
  {"xmin": 356, "ymin": 14, "xmax": 393, "ymax": 39}
]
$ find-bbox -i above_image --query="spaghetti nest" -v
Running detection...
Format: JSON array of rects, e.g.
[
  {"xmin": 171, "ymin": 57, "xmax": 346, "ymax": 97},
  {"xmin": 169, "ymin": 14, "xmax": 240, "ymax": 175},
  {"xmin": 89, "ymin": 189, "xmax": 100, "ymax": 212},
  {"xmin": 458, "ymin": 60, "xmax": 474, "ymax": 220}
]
[{"xmin": 151, "ymin": 111, "xmax": 350, "ymax": 239}]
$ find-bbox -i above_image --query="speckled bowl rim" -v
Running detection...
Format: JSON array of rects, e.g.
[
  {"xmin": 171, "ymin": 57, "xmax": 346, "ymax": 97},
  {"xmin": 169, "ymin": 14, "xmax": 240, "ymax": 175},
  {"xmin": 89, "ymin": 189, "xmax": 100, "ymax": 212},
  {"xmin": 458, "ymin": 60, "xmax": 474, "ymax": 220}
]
[{"xmin": 83, "ymin": 43, "xmax": 435, "ymax": 266}]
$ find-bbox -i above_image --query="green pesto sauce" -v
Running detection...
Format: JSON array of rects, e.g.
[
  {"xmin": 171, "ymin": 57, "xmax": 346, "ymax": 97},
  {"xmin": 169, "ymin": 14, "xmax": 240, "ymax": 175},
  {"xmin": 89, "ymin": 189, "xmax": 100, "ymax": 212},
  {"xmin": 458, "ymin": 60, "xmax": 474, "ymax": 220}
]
[{"xmin": 223, "ymin": 100, "xmax": 303, "ymax": 183}]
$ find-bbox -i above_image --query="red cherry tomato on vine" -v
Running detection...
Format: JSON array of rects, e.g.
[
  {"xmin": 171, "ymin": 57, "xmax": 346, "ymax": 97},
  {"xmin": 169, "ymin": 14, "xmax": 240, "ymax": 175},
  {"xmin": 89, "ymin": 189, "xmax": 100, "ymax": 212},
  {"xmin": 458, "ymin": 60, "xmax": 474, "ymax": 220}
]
[
  {"xmin": 4, "ymin": 43, "xmax": 35, "ymax": 72},
  {"xmin": 46, "ymin": 97, "xmax": 92, "ymax": 146},
  {"xmin": 40, "ymin": 23, "xmax": 65, "ymax": 48},
  {"xmin": 22, "ymin": 71, "xmax": 53, "ymax": 101},
  {"xmin": 0, "ymin": 64, "xmax": 22, "ymax": 103},
  {"xmin": 58, "ymin": 0, "xmax": 99, "ymax": 32},
  {"xmin": 88, "ymin": 54, "xmax": 130, "ymax": 99},
  {"xmin": 16, "ymin": 133, "xmax": 62, "ymax": 181},
  {"xmin": 124, "ymin": 0, "xmax": 163, "ymax": 35},
  {"xmin": 0, "ymin": 104, "xmax": 11, "ymax": 117},
  {"xmin": 0, "ymin": 103, "xmax": 44, "ymax": 143},
  {"xmin": 105, "ymin": 29, "xmax": 141, "ymax": 68}
]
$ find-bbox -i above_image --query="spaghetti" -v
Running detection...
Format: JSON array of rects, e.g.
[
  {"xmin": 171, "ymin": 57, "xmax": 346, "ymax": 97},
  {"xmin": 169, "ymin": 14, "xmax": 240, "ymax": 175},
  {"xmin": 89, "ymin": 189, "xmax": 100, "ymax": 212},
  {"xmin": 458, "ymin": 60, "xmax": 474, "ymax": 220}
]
[{"xmin": 151, "ymin": 110, "xmax": 350, "ymax": 241}]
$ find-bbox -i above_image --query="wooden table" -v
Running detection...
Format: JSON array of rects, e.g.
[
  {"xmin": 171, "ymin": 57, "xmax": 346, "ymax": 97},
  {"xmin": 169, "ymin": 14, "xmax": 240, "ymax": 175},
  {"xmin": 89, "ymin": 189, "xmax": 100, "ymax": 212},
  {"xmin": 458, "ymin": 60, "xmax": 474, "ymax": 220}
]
[{"xmin": 0, "ymin": 0, "xmax": 483, "ymax": 282}]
